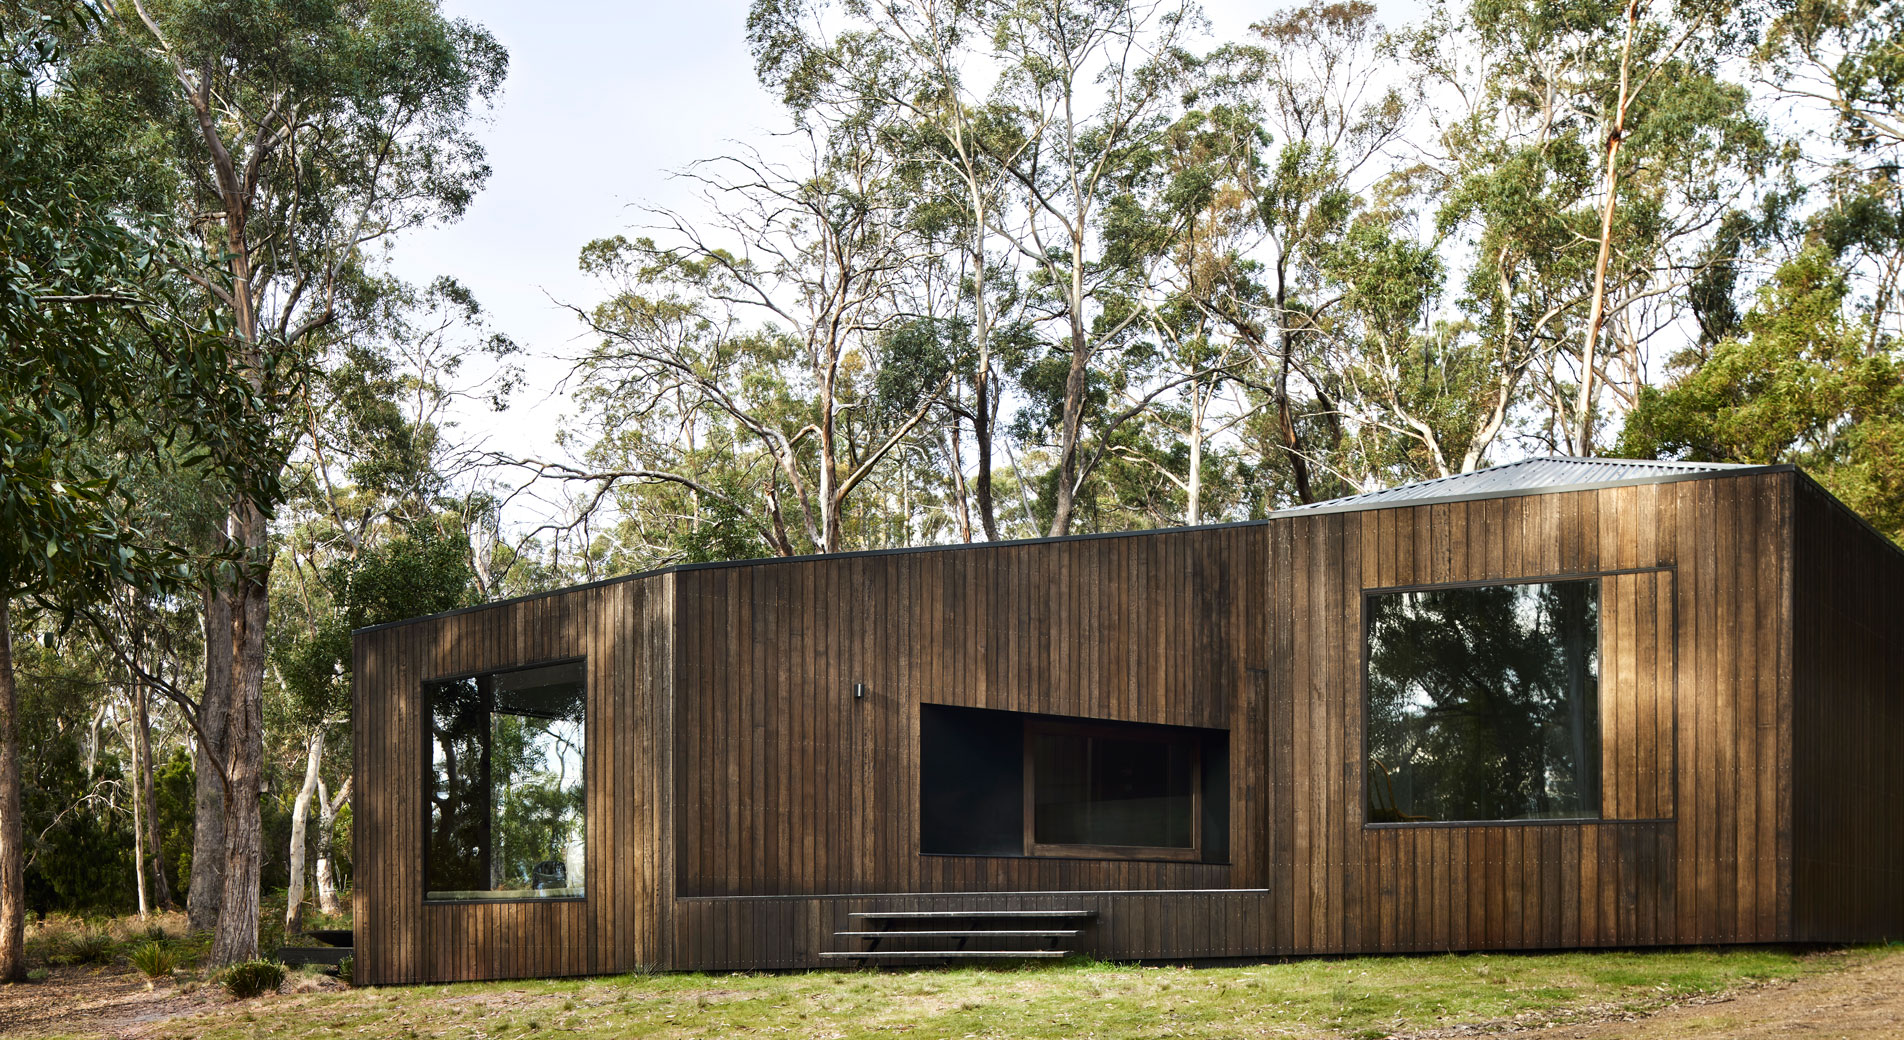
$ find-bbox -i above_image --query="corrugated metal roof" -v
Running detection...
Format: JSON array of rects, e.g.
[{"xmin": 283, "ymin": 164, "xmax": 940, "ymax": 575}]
[{"xmin": 1272, "ymin": 456, "xmax": 1758, "ymax": 516}]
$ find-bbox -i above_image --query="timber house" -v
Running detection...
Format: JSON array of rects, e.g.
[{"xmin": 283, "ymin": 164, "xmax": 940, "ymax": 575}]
[{"xmin": 351, "ymin": 458, "xmax": 1904, "ymax": 983}]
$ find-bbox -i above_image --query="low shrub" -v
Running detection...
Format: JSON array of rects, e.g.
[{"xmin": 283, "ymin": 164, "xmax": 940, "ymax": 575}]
[
  {"xmin": 56, "ymin": 926, "xmax": 116, "ymax": 966},
  {"xmin": 220, "ymin": 959, "xmax": 286, "ymax": 999},
  {"xmin": 337, "ymin": 955, "xmax": 354, "ymax": 985},
  {"xmin": 128, "ymin": 940, "xmax": 179, "ymax": 979}
]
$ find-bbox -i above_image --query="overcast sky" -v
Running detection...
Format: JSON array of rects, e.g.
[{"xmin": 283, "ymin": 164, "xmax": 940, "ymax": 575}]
[{"xmin": 386, "ymin": 1, "xmax": 1424, "ymax": 464}]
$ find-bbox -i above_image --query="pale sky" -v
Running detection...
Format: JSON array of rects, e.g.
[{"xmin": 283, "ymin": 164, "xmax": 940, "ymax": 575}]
[{"xmin": 386, "ymin": 1, "xmax": 1428, "ymax": 469}]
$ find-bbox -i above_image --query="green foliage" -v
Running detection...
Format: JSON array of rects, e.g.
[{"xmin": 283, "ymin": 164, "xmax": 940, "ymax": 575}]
[
  {"xmin": 13, "ymin": 638, "xmax": 137, "ymax": 914},
  {"xmin": 219, "ymin": 958, "xmax": 287, "ymax": 999},
  {"xmin": 1619, "ymin": 246, "xmax": 1904, "ymax": 540},
  {"xmin": 0, "ymin": 9, "xmax": 266, "ymax": 616},
  {"xmin": 154, "ymin": 748, "xmax": 197, "ymax": 894},
  {"xmin": 274, "ymin": 524, "xmax": 477, "ymax": 724},
  {"xmin": 337, "ymin": 954, "xmax": 353, "ymax": 984},
  {"xmin": 128, "ymin": 939, "xmax": 179, "ymax": 978}
]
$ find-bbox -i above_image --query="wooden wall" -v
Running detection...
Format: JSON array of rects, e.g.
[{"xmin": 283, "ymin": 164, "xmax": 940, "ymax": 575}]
[
  {"xmin": 670, "ymin": 525, "xmax": 1268, "ymax": 899},
  {"xmin": 358, "ymin": 469, "xmax": 1842, "ymax": 979},
  {"xmin": 1263, "ymin": 471, "xmax": 1792, "ymax": 953},
  {"xmin": 353, "ymin": 574, "xmax": 673, "ymax": 985},
  {"xmin": 1791, "ymin": 477, "xmax": 1904, "ymax": 940}
]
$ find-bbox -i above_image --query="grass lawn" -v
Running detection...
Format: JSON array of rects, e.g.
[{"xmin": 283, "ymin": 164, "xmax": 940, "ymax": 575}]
[{"xmin": 113, "ymin": 945, "xmax": 1892, "ymax": 1040}]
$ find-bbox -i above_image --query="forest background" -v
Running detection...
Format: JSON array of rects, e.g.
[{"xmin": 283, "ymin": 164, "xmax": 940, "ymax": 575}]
[{"xmin": 2, "ymin": 0, "xmax": 1900, "ymax": 978}]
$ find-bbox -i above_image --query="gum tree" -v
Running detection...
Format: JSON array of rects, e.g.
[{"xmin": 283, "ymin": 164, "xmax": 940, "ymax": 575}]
[{"xmin": 91, "ymin": 0, "xmax": 505, "ymax": 961}]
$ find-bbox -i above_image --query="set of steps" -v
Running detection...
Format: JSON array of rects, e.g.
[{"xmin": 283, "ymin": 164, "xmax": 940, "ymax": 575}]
[
  {"xmin": 275, "ymin": 928, "xmax": 353, "ymax": 970},
  {"xmin": 820, "ymin": 909, "xmax": 1095, "ymax": 964}
]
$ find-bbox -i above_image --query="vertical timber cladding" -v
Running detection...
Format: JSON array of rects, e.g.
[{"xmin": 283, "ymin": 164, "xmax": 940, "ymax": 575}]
[
  {"xmin": 1265, "ymin": 471, "xmax": 1793, "ymax": 953},
  {"xmin": 352, "ymin": 574, "xmax": 673, "ymax": 985},
  {"xmin": 1791, "ymin": 477, "xmax": 1904, "ymax": 941},
  {"xmin": 669, "ymin": 525, "xmax": 1270, "ymax": 900}
]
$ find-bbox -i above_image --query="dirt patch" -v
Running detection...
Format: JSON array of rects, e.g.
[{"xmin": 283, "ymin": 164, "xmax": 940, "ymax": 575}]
[
  {"xmin": 0, "ymin": 965, "xmax": 214, "ymax": 1039},
  {"xmin": 1401, "ymin": 948, "xmax": 1904, "ymax": 1040}
]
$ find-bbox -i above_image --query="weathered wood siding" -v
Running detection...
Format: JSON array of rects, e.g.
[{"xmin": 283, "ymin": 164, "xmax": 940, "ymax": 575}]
[
  {"xmin": 670, "ymin": 525, "xmax": 1268, "ymax": 900},
  {"xmin": 353, "ymin": 574, "xmax": 674, "ymax": 984},
  {"xmin": 1791, "ymin": 477, "xmax": 1904, "ymax": 940},
  {"xmin": 356, "ymin": 469, "xmax": 1851, "ymax": 979},
  {"xmin": 1262, "ymin": 472, "xmax": 1792, "ymax": 953}
]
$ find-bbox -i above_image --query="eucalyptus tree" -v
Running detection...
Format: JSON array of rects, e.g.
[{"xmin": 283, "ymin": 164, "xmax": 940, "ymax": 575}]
[
  {"xmin": 752, "ymin": 0, "xmax": 1031, "ymax": 540},
  {"xmin": 86, "ymin": 0, "xmax": 505, "ymax": 961},
  {"xmin": 1758, "ymin": 0, "xmax": 1904, "ymax": 349},
  {"xmin": 564, "ymin": 116, "xmax": 955, "ymax": 557},
  {"xmin": 976, "ymin": 0, "xmax": 1203, "ymax": 535},
  {"xmin": 1407, "ymin": 0, "xmax": 1767, "ymax": 458},
  {"xmin": 0, "ymin": 2, "xmax": 271, "ymax": 978}
]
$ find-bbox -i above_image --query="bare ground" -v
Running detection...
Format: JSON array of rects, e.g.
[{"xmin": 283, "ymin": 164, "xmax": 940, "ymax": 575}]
[
  {"xmin": 0, "ymin": 965, "xmax": 209, "ymax": 1039},
  {"xmin": 0, "ymin": 964, "xmax": 343, "ymax": 1040},
  {"xmin": 1472, "ymin": 948, "xmax": 1904, "ymax": 1040}
]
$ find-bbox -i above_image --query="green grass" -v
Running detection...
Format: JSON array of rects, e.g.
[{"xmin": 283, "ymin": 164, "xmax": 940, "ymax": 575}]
[{"xmin": 129, "ymin": 945, "xmax": 1892, "ymax": 1040}]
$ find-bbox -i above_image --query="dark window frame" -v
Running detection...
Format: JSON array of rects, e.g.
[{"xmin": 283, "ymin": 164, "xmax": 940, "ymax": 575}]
[
  {"xmin": 1022, "ymin": 718, "xmax": 1204, "ymax": 861},
  {"xmin": 1360, "ymin": 573, "xmax": 1605, "ymax": 830},
  {"xmin": 421, "ymin": 656, "xmax": 589, "ymax": 905}
]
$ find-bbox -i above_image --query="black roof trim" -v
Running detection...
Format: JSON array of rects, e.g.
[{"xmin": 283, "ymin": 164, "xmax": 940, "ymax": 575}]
[{"xmin": 353, "ymin": 462, "xmax": 1799, "ymax": 637}]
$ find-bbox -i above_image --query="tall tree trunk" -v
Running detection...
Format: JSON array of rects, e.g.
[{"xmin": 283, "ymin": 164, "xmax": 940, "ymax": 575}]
[
  {"xmin": 315, "ymin": 776, "xmax": 349, "ymax": 915},
  {"xmin": 818, "ymin": 369, "xmax": 842, "ymax": 553},
  {"xmin": 0, "ymin": 599, "xmax": 24, "ymax": 981},
  {"xmin": 188, "ymin": 585, "xmax": 231, "ymax": 933},
  {"xmin": 285, "ymin": 728, "xmax": 323, "ymax": 935},
  {"xmin": 1576, "ymin": 0, "xmax": 1642, "ymax": 457},
  {"xmin": 973, "ymin": 366, "xmax": 999, "ymax": 540},
  {"xmin": 133, "ymin": 675, "xmax": 174, "ymax": 909},
  {"xmin": 1048, "ymin": 306, "xmax": 1092, "ymax": 537},
  {"xmin": 210, "ymin": 500, "xmax": 271, "ymax": 966},
  {"xmin": 1275, "ymin": 278, "xmax": 1316, "ymax": 504},
  {"xmin": 967, "ymin": 214, "xmax": 999, "ymax": 542},
  {"xmin": 132, "ymin": 706, "xmax": 150, "ymax": 919},
  {"xmin": 1188, "ymin": 388, "xmax": 1205, "ymax": 526}
]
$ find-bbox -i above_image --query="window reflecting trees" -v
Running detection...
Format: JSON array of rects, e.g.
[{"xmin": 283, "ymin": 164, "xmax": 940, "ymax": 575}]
[{"xmin": 1366, "ymin": 580, "xmax": 1600, "ymax": 823}]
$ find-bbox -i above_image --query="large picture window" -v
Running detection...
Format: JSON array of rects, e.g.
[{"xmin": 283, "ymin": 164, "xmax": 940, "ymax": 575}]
[
  {"xmin": 1366, "ymin": 579, "xmax": 1600, "ymax": 824},
  {"xmin": 426, "ymin": 660, "xmax": 586, "ymax": 901},
  {"xmin": 920, "ymin": 705, "xmax": 1227, "ymax": 862}
]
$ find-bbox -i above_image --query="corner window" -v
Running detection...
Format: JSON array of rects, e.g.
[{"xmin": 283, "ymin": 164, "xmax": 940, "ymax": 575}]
[
  {"xmin": 920, "ymin": 705, "xmax": 1227, "ymax": 862},
  {"xmin": 1366, "ymin": 579, "xmax": 1600, "ymax": 824},
  {"xmin": 426, "ymin": 660, "xmax": 586, "ymax": 901}
]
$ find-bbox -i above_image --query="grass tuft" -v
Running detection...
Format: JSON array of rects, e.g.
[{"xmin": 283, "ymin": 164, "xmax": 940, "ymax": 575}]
[
  {"xmin": 128, "ymin": 940, "xmax": 180, "ymax": 979},
  {"xmin": 220, "ymin": 959, "xmax": 287, "ymax": 999}
]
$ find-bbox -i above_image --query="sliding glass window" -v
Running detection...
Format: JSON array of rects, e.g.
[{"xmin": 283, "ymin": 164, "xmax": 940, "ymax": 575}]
[
  {"xmin": 426, "ymin": 660, "xmax": 586, "ymax": 901},
  {"xmin": 1366, "ymin": 579, "xmax": 1600, "ymax": 824}
]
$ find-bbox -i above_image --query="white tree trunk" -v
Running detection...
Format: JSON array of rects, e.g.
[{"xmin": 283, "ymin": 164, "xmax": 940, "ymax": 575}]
[
  {"xmin": 314, "ymin": 775, "xmax": 350, "ymax": 916},
  {"xmin": 284, "ymin": 727, "xmax": 323, "ymax": 935},
  {"xmin": 132, "ymin": 695, "xmax": 149, "ymax": 920}
]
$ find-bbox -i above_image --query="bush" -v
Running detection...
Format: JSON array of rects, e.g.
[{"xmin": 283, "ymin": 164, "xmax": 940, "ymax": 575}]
[
  {"xmin": 220, "ymin": 959, "xmax": 286, "ymax": 999},
  {"xmin": 336, "ymin": 955, "xmax": 353, "ymax": 985},
  {"xmin": 127, "ymin": 940, "xmax": 178, "ymax": 979},
  {"xmin": 55, "ymin": 926, "xmax": 116, "ymax": 965}
]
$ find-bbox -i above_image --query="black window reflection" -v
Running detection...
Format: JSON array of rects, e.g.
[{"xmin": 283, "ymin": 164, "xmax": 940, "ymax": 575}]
[
  {"xmin": 1032, "ymin": 730, "xmax": 1194, "ymax": 849},
  {"xmin": 1366, "ymin": 580, "xmax": 1600, "ymax": 824},
  {"xmin": 426, "ymin": 660, "xmax": 586, "ymax": 900}
]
